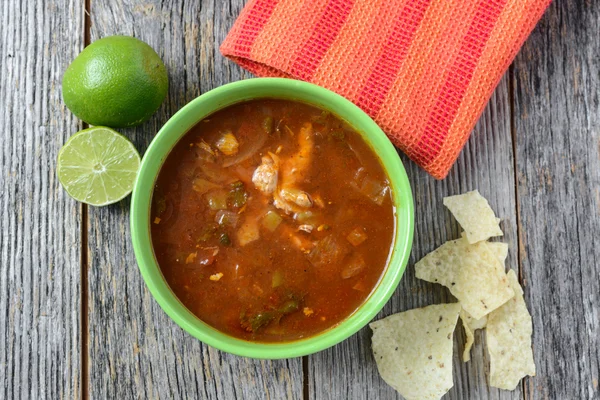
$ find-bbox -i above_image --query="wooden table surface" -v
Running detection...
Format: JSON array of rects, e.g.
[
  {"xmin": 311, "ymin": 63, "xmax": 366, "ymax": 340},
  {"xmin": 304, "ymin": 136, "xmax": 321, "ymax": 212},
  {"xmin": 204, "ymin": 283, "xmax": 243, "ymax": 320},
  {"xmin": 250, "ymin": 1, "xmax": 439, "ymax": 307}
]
[{"xmin": 1, "ymin": 0, "xmax": 598, "ymax": 399}]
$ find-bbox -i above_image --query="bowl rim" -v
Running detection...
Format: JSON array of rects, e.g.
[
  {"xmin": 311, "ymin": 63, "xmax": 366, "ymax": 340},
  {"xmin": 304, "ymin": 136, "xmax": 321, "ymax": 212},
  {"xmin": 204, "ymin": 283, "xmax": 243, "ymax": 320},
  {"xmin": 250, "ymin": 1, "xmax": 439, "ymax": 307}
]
[{"xmin": 130, "ymin": 77, "xmax": 414, "ymax": 359}]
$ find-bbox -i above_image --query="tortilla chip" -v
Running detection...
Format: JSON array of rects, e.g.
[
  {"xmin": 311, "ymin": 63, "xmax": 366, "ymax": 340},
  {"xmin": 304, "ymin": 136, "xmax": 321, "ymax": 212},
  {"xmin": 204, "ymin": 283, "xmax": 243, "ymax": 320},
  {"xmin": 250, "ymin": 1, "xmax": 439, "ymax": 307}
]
[
  {"xmin": 443, "ymin": 190, "xmax": 503, "ymax": 244},
  {"xmin": 460, "ymin": 233, "xmax": 508, "ymax": 266},
  {"xmin": 487, "ymin": 270, "xmax": 536, "ymax": 390},
  {"xmin": 370, "ymin": 303, "xmax": 461, "ymax": 400},
  {"xmin": 415, "ymin": 238, "xmax": 514, "ymax": 319},
  {"xmin": 485, "ymin": 242, "xmax": 509, "ymax": 265},
  {"xmin": 460, "ymin": 309, "xmax": 488, "ymax": 362}
]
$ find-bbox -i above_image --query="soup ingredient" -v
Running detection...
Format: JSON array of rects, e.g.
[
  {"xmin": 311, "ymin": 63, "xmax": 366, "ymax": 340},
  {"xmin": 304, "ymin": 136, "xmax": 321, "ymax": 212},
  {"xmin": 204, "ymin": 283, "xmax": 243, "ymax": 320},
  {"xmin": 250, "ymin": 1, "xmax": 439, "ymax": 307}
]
[
  {"xmin": 240, "ymin": 291, "xmax": 303, "ymax": 333},
  {"xmin": 415, "ymin": 237, "xmax": 514, "ymax": 320},
  {"xmin": 210, "ymin": 272, "xmax": 224, "ymax": 281},
  {"xmin": 185, "ymin": 252, "xmax": 197, "ymax": 264},
  {"xmin": 252, "ymin": 155, "xmax": 279, "ymax": 194},
  {"xmin": 237, "ymin": 217, "xmax": 260, "ymax": 246},
  {"xmin": 460, "ymin": 309, "xmax": 488, "ymax": 362},
  {"xmin": 271, "ymin": 270, "xmax": 284, "ymax": 288},
  {"xmin": 487, "ymin": 270, "xmax": 535, "ymax": 390},
  {"xmin": 340, "ymin": 254, "xmax": 366, "ymax": 279},
  {"xmin": 443, "ymin": 190, "xmax": 503, "ymax": 243},
  {"xmin": 351, "ymin": 167, "xmax": 389, "ymax": 206},
  {"xmin": 262, "ymin": 210, "xmax": 283, "ymax": 232},
  {"xmin": 227, "ymin": 181, "xmax": 248, "ymax": 208},
  {"xmin": 370, "ymin": 303, "xmax": 461, "ymax": 400},
  {"xmin": 215, "ymin": 210, "xmax": 239, "ymax": 228},
  {"xmin": 57, "ymin": 127, "xmax": 140, "ymax": 206},
  {"xmin": 221, "ymin": 121, "xmax": 269, "ymax": 167},
  {"xmin": 279, "ymin": 224, "xmax": 314, "ymax": 253},
  {"xmin": 192, "ymin": 178, "xmax": 220, "ymax": 194},
  {"xmin": 307, "ymin": 235, "xmax": 350, "ymax": 268},
  {"xmin": 297, "ymin": 224, "xmax": 313, "ymax": 233},
  {"xmin": 268, "ymin": 122, "xmax": 315, "ymax": 215},
  {"xmin": 215, "ymin": 131, "xmax": 240, "ymax": 155},
  {"xmin": 262, "ymin": 116, "xmax": 274, "ymax": 134},
  {"xmin": 346, "ymin": 226, "xmax": 368, "ymax": 246},
  {"xmin": 62, "ymin": 35, "xmax": 168, "ymax": 128},
  {"xmin": 218, "ymin": 233, "xmax": 231, "ymax": 246},
  {"xmin": 196, "ymin": 140, "xmax": 216, "ymax": 159},
  {"xmin": 206, "ymin": 189, "xmax": 228, "ymax": 210}
]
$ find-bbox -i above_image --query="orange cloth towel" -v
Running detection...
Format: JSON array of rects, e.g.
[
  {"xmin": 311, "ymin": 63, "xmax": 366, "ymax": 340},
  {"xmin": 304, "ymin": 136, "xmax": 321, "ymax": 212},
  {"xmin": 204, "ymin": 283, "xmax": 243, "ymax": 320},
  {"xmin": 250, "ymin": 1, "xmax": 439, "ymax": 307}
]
[{"xmin": 221, "ymin": 0, "xmax": 550, "ymax": 179}]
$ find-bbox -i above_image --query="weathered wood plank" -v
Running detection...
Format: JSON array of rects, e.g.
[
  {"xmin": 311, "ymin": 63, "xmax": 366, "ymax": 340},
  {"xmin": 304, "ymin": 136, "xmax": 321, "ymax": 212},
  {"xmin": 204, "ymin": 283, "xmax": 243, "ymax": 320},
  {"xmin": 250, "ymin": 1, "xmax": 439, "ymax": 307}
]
[
  {"xmin": 513, "ymin": 1, "xmax": 600, "ymax": 399},
  {"xmin": 86, "ymin": 1, "xmax": 301, "ymax": 399},
  {"xmin": 309, "ymin": 76, "xmax": 522, "ymax": 399},
  {"xmin": 0, "ymin": 0, "xmax": 83, "ymax": 399}
]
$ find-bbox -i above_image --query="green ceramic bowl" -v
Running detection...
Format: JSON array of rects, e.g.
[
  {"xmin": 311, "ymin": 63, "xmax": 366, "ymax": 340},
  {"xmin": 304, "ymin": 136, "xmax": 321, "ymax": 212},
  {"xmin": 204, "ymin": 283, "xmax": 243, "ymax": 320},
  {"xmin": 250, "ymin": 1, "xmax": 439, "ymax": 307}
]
[{"xmin": 131, "ymin": 78, "xmax": 414, "ymax": 359}]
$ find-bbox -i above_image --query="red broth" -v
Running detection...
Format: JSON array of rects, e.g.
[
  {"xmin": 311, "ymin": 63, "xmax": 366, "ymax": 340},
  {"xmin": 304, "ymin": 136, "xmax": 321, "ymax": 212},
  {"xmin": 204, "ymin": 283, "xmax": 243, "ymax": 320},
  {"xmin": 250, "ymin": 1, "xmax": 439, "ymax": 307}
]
[{"xmin": 151, "ymin": 99, "xmax": 395, "ymax": 342}]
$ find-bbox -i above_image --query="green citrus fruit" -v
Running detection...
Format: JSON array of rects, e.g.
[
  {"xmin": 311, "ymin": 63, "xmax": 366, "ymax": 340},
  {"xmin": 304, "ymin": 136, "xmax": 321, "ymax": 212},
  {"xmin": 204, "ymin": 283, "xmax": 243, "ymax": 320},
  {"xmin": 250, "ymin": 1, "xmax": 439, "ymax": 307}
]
[
  {"xmin": 62, "ymin": 35, "xmax": 168, "ymax": 128},
  {"xmin": 57, "ymin": 127, "xmax": 141, "ymax": 206}
]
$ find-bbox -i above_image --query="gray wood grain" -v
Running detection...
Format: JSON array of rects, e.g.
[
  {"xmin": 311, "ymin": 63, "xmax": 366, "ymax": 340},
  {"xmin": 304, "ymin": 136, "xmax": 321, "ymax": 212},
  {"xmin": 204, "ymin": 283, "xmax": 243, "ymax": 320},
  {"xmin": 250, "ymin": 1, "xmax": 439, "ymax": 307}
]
[
  {"xmin": 513, "ymin": 1, "xmax": 600, "ymax": 399},
  {"xmin": 0, "ymin": 0, "xmax": 83, "ymax": 399},
  {"xmin": 309, "ymin": 75, "xmax": 522, "ymax": 399},
  {"xmin": 86, "ymin": 1, "xmax": 301, "ymax": 399}
]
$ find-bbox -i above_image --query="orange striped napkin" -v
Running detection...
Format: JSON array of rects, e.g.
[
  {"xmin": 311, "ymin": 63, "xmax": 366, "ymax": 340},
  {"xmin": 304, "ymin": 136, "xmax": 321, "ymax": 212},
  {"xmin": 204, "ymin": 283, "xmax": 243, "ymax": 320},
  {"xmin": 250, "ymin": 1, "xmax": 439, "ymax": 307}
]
[{"xmin": 221, "ymin": 0, "xmax": 550, "ymax": 179}]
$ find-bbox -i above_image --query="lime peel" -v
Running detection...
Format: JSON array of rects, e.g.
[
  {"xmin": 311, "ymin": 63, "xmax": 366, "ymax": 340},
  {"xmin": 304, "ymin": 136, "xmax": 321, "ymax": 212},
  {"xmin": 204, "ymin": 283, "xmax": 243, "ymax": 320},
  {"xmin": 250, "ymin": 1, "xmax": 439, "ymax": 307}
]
[{"xmin": 62, "ymin": 35, "xmax": 168, "ymax": 128}]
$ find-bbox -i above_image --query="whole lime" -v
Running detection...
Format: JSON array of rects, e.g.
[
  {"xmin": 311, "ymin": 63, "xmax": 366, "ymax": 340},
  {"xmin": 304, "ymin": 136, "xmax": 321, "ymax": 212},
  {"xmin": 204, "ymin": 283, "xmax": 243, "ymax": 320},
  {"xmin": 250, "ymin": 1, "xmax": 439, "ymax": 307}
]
[{"xmin": 62, "ymin": 35, "xmax": 168, "ymax": 128}]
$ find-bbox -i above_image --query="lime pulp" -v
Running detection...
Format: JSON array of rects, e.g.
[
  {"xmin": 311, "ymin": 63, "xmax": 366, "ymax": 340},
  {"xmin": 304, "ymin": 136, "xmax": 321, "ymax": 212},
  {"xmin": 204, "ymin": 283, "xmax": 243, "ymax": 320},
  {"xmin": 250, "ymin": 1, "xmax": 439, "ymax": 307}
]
[{"xmin": 57, "ymin": 127, "xmax": 141, "ymax": 206}]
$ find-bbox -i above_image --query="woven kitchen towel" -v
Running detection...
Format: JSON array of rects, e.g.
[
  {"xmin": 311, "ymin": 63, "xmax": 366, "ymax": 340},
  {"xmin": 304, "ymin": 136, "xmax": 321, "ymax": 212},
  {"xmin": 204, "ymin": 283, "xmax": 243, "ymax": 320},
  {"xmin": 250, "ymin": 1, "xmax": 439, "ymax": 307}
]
[{"xmin": 221, "ymin": 0, "xmax": 550, "ymax": 179}]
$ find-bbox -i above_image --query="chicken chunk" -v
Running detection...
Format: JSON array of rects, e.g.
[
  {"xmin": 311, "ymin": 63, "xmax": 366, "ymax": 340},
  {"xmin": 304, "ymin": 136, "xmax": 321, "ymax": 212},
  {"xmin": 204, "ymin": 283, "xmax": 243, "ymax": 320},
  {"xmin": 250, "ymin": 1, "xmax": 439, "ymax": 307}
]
[
  {"xmin": 251, "ymin": 123, "xmax": 315, "ymax": 215},
  {"xmin": 252, "ymin": 155, "xmax": 278, "ymax": 194},
  {"xmin": 280, "ymin": 224, "xmax": 314, "ymax": 252},
  {"xmin": 276, "ymin": 188, "xmax": 313, "ymax": 211},
  {"xmin": 273, "ymin": 123, "xmax": 314, "ymax": 214},
  {"xmin": 281, "ymin": 122, "xmax": 313, "ymax": 186}
]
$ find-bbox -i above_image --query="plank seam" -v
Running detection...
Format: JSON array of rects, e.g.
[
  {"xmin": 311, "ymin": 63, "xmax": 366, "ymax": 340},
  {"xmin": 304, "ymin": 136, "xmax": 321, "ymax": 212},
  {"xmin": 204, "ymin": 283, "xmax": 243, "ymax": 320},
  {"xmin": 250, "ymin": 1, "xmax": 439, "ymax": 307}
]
[
  {"xmin": 80, "ymin": 202, "xmax": 89, "ymax": 400},
  {"xmin": 81, "ymin": 0, "xmax": 91, "ymax": 399},
  {"xmin": 302, "ymin": 356, "xmax": 309, "ymax": 400},
  {"xmin": 508, "ymin": 63, "xmax": 527, "ymax": 400}
]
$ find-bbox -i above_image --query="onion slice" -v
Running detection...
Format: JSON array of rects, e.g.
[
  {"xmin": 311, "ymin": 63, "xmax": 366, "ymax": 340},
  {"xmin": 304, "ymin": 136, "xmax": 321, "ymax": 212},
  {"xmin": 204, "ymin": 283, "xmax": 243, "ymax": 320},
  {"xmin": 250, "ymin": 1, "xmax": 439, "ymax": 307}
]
[{"xmin": 223, "ymin": 130, "xmax": 268, "ymax": 167}]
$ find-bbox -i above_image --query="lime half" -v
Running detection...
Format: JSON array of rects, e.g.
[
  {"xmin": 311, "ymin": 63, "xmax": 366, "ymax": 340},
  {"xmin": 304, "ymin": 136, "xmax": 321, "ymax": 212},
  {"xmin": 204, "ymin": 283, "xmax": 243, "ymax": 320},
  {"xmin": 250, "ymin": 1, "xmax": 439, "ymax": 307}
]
[{"xmin": 57, "ymin": 127, "xmax": 141, "ymax": 206}]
